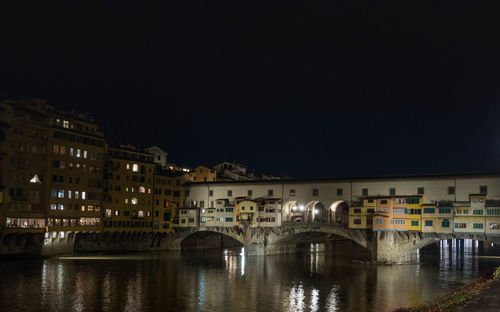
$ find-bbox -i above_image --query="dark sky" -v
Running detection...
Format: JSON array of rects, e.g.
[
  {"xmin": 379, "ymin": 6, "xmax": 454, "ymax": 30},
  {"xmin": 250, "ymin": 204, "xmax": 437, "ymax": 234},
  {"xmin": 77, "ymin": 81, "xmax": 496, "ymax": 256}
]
[{"xmin": 1, "ymin": 1, "xmax": 500, "ymax": 178}]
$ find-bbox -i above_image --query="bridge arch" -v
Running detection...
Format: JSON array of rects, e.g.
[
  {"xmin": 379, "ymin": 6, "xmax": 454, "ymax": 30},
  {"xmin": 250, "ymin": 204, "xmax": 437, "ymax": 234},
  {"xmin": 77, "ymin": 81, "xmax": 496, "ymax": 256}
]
[
  {"xmin": 179, "ymin": 229, "xmax": 244, "ymax": 250},
  {"xmin": 329, "ymin": 200, "xmax": 349, "ymax": 223}
]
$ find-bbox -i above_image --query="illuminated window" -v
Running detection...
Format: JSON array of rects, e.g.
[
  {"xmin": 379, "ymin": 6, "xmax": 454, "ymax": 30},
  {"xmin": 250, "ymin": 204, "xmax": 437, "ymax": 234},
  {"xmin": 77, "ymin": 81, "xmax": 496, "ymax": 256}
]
[
  {"xmin": 81, "ymin": 205, "xmax": 86, "ymax": 211},
  {"xmin": 57, "ymin": 204, "xmax": 64, "ymax": 211},
  {"xmin": 126, "ymin": 164, "xmax": 130, "ymax": 169},
  {"xmin": 82, "ymin": 191, "xmax": 86, "ymax": 200},
  {"xmin": 83, "ymin": 150, "xmax": 88, "ymax": 159},
  {"xmin": 50, "ymin": 204, "xmax": 57, "ymax": 210},
  {"xmin": 139, "ymin": 186, "xmax": 145, "ymax": 193},
  {"xmin": 87, "ymin": 205, "xmax": 94, "ymax": 211},
  {"xmin": 69, "ymin": 148, "xmax": 74, "ymax": 156},
  {"xmin": 63, "ymin": 120, "xmax": 69, "ymax": 128},
  {"xmin": 138, "ymin": 210, "xmax": 144, "ymax": 218},
  {"xmin": 75, "ymin": 191, "xmax": 79, "ymax": 199},
  {"xmin": 53, "ymin": 144, "xmax": 59, "ymax": 154},
  {"xmin": 131, "ymin": 198, "xmax": 138, "ymax": 205},
  {"xmin": 125, "ymin": 198, "xmax": 129, "ymax": 204},
  {"xmin": 68, "ymin": 190, "xmax": 72, "ymax": 199},
  {"xmin": 132, "ymin": 164, "xmax": 139, "ymax": 172},
  {"xmin": 105, "ymin": 209, "xmax": 112, "ymax": 218},
  {"xmin": 60, "ymin": 146, "xmax": 66, "ymax": 155},
  {"xmin": 58, "ymin": 189, "xmax": 64, "ymax": 198},
  {"xmin": 76, "ymin": 149, "xmax": 81, "ymax": 158},
  {"xmin": 114, "ymin": 210, "xmax": 119, "ymax": 216},
  {"xmin": 148, "ymin": 188, "xmax": 151, "ymax": 194}
]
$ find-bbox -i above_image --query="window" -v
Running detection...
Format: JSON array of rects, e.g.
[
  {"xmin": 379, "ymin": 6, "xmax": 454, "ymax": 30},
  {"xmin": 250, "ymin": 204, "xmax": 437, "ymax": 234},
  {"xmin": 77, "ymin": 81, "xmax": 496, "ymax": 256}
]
[
  {"xmin": 389, "ymin": 188, "xmax": 396, "ymax": 195},
  {"xmin": 455, "ymin": 223, "xmax": 467, "ymax": 229},
  {"xmin": 362, "ymin": 188, "xmax": 368, "ymax": 196},
  {"xmin": 58, "ymin": 189, "xmax": 64, "ymax": 198},
  {"xmin": 209, "ymin": 190, "xmax": 214, "ymax": 196},
  {"xmin": 290, "ymin": 189, "xmax": 296, "ymax": 197},
  {"xmin": 132, "ymin": 164, "xmax": 139, "ymax": 172},
  {"xmin": 411, "ymin": 221, "xmax": 419, "ymax": 226},
  {"xmin": 248, "ymin": 190, "xmax": 253, "ymax": 197},
  {"xmin": 473, "ymin": 209, "xmax": 484, "ymax": 215},
  {"xmin": 76, "ymin": 149, "xmax": 81, "ymax": 158},
  {"xmin": 353, "ymin": 208, "xmax": 362, "ymax": 213},
  {"xmin": 439, "ymin": 208, "xmax": 451, "ymax": 214},
  {"xmin": 225, "ymin": 217, "xmax": 233, "ymax": 222},
  {"xmin": 225, "ymin": 208, "xmax": 234, "ymax": 212},
  {"xmin": 442, "ymin": 219, "xmax": 450, "ymax": 228},
  {"xmin": 53, "ymin": 144, "xmax": 59, "ymax": 154},
  {"xmin": 81, "ymin": 191, "xmax": 86, "ymax": 200},
  {"xmin": 268, "ymin": 189, "xmax": 273, "ymax": 196},
  {"xmin": 425, "ymin": 220, "xmax": 433, "ymax": 226},
  {"xmin": 200, "ymin": 201, "xmax": 204, "ymax": 208},
  {"xmin": 423, "ymin": 208, "xmax": 435, "ymax": 214},
  {"xmin": 473, "ymin": 223, "xmax": 483, "ymax": 229},
  {"xmin": 394, "ymin": 209, "xmax": 406, "ymax": 214},
  {"xmin": 337, "ymin": 188, "xmax": 343, "ymax": 196},
  {"xmin": 353, "ymin": 219, "xmax": 362, "ymax": 225},
  {"xmin": 380, "ymin": 200, "xmax": 387, "ymax": 204},
  {"xmin": 375, "ymin": 219, "xmax": 383, "ymax": 224},
  {"xmin": 417, "ymin": 187, "xmax": 424, "ymax": 195},
  {"xmin": 395, "ymin": 198, "xmax": 404, "ymax": 204},
  {"xmin": 131, "ymin": 198, "xmax": 138, "ymax": 205},
  {"xmin": 448, "ymin": 186, "xmax": 455, "ymax": 195},
  {"xmin": 480, "ymin": 185, "xmax": 488, "ymax": 194},
  {"xmin": 185, "ymin": 190, "xmax": 190, "ymax": 197},
  {"xmin": 312, "ymin": 188, "xmax": 319, "ymax": 196},
  {"xmin": 139, "ymin": 186, "xmax": 145, "ymax": 193},
  {"xmin": 227, "ymin": 190, "xmax": 232, "ymax": 197},
  {"xmin": 138, "ymin": 210, "xmax": 144, "ymax": 218}
]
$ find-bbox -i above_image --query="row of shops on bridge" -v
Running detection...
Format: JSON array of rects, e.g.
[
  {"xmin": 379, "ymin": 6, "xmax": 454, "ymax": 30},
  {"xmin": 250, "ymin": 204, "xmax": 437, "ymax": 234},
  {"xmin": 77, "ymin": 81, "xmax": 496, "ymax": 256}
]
[{"xmin": 177, "ymin": 193, "xmax": 500, "ymax": 236}]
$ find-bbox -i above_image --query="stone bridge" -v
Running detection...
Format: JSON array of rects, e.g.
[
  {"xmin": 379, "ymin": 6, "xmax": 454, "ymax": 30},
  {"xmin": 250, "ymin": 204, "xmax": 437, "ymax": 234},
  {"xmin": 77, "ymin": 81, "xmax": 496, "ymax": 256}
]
[
  {"xmin": 155, "ymin": 223, "xmax": 500, "ymax": 263},
  {"xmin": 3, "ymin": 225, "xmax": 500, "ymax": 264}
]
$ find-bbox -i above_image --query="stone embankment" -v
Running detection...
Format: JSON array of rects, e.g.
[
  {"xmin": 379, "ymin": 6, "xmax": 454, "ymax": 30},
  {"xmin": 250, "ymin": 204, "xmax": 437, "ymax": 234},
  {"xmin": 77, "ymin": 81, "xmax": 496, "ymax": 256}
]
[{"xmin": 394, "ymin": 266, "xmax": 500, "ymax": 312}]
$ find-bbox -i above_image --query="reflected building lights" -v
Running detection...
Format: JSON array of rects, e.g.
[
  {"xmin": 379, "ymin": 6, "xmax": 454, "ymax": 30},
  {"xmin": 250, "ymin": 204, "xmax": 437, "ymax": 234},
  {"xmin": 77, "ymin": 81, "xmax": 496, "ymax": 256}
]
[
  {"xmin": 240, "ymin": 247, "xmax": 245, "ymax": 276},
  {"xmin": 310, "ymin": 288, "xmax": 319, "ymax": 312},
  {"xmin": 325, "ymin": 286, "xmax": 338, "ymax": 312},
  {"xmin": 288, "ymin": 284, "xmax": 305, "ymax": 312}
]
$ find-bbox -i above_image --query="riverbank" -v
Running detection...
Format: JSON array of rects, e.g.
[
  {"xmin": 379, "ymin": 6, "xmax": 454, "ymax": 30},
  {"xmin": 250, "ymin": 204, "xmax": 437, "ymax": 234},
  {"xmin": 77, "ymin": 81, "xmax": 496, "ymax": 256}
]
[{"xmin": 395, "ymin": 265, "xmax": 500, "ymax": 312}]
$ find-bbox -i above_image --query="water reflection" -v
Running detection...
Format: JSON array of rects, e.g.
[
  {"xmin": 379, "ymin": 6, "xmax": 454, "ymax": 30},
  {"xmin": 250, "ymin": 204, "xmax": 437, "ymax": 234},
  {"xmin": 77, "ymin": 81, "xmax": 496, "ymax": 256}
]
[{"xmin": 0, "ymin": 240, "xmax": 499, "ymax": 312}]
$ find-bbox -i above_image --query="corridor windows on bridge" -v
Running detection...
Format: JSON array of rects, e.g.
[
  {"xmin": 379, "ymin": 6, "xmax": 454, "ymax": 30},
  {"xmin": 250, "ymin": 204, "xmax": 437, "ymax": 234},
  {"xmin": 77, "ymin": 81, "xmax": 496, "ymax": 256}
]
[
  {"xmin": 362, "ymin": 188, "xmax": 368, "ymax": 196},
  {"xmin": 200, "ymin": 201, "xmax": 204, "ymax": 208},
  {"xmin": 389, "ymin": 188, "xmax": 396, "ymax": 195},
  {"xmin": 290, "ymin": 189, "xmax": 296, "ymax": 197},
  {"xmin": 337, "ymin": 188, "xmax": 343, "ymax": 196},
  {"xmin": 455, "ymin": 222, "xmax": 467, "ymax": 229},
  {"xmin": 209, "ymin": 190, "xmax": 214, "ymax": 196},
  {"xmin": 227, "ymin": 190, "xmax": 232, "ymax": 197},
  {"xmin": 312, "ymin": 188, "xmax": 319, "ymax": 196},
  {"xmin": 375, "ymin": 219, "xmax": 383, "ymax": 224},
  {"xmin": 417, "ymin": 187, "xmax": 425, "ymax": 195},
  {"xmin": 268, "ymin": 189, "xmax": 273, "ymax": 196},
  {"xmin": 480, "ymin": 185, "xmax": 488, "ymax": 194},
  {"xmin": 353, "ymin": 219, "xmax": 362, "ymax": 224},
  {"xmin": 448, "ymin": 186, "xmax": 455, "ymax": 195},
  {"xmin": 247, "ymin": 190, "xmax": 252, "ymax": 197},
  {"xmin": 442, "ymin": 219, "xmax": 450, "ymax": 227}
]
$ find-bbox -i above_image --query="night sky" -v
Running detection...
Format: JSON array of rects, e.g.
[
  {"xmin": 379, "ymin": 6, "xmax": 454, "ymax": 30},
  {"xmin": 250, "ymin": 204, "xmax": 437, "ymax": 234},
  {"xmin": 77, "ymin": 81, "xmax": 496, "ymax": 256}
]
[{"xmin": 1, "ymin": 1, "xmax": 500, "ymax": 178}]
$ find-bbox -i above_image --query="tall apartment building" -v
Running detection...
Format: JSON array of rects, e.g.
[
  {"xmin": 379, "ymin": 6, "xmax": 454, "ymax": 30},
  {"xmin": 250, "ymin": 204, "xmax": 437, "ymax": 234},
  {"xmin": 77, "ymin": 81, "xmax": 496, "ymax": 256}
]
[
  {"xmin": 103, "ymin": 144, "xmax": 155, "ymax": 232},
  {"xmin": 46, "ymin": 107, "xmax": 106, "ymax": 233},
  {"xmin": 0, "ymin": 100, "xmax": 49, "ymax": 234}
]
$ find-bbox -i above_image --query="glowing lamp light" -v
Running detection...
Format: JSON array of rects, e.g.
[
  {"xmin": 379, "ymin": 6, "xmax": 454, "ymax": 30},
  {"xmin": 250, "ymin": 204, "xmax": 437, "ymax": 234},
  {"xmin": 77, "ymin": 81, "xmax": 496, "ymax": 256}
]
[
  {"xmin": 314, "ymin": 209, "xmax": 319, "ymax": 215},
  {"xmin": 299, "ymin": 205, "xmax": 305, "ymax": 211}
]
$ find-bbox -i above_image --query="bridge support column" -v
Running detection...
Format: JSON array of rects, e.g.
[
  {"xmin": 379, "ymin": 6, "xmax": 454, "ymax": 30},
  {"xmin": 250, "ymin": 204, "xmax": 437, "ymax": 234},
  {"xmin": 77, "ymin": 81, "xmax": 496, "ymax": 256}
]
[{"xmin": 370, "ymin": 231, "xmax": 422, "ymax": 264}]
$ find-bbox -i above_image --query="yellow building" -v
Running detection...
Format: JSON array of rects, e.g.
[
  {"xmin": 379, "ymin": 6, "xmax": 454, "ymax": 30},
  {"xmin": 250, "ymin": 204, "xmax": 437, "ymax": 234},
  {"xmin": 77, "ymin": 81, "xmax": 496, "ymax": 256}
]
[
  {"xmin": 348, "ymin": 198, "xmax": 375, "ymax": 229},
  {"xmin": 152, "ymin": 166, "xmax": 179, "ymax": 233},
  {"xmin": 103, "ymin": 144, "xmax": 155, "ymax": 232},
  {"xmin": 192, "ymin": 165, "xmax": 216, "ymax": 183},
  {"xmin": 0, "ymin": 100, "xmax": 48, "ymax": 234},
  {"xmin": 406, "ymin": 196, "xmax": 423, "ymax": 231}
]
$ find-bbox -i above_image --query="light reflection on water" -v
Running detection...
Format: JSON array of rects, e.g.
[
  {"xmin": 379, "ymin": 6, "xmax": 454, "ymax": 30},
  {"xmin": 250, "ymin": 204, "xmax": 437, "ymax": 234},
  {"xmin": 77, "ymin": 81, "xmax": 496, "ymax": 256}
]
[{"xmin": 0, "ymin": 240, "xmax": 499, "ymax": 312}]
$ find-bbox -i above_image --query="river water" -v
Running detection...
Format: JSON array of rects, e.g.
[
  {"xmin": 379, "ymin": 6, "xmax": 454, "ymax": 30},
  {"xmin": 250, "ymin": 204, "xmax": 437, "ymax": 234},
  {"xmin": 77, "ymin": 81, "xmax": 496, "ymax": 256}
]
[{"xmin": 1, "ymin": 240, "xmax": 500, "ymax": 312}]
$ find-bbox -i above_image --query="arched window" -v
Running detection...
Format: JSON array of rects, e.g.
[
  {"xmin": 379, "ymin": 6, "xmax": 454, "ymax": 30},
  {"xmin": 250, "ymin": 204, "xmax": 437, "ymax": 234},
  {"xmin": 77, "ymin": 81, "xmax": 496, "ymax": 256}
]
[
  {"xmin": 131, "ymin": 198, "xmax": 138, "ymax": 205},
  {"xmin": 139, "ymin": 186, "xmax": 145, "ymax": 193}
]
